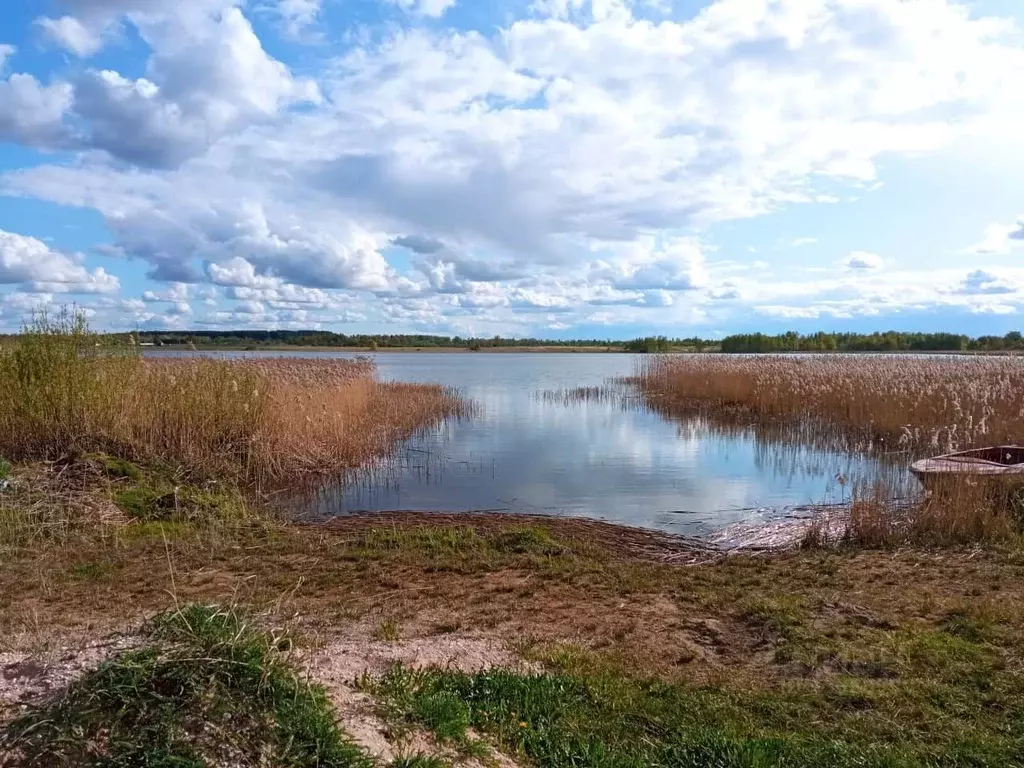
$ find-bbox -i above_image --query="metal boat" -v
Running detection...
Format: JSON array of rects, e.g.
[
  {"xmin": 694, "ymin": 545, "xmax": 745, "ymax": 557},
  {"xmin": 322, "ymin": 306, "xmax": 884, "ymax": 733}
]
[{"xmin": 910, "ymin": 445, "xmax": 1024, "ymax": 490}]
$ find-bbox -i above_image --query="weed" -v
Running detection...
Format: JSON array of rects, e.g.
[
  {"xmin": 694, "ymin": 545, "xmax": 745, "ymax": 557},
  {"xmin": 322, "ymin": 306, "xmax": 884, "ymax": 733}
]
[
  {"xmin": 389, "ymin": 755, "xmax": 452, "ymax": 768},
  {"xmin": 375, "ymin": 618, "xmax": 404, "ymax": 641},
  {"xmin": 0, "ymin": 457, "xmax": 10, "ymax": 481}
]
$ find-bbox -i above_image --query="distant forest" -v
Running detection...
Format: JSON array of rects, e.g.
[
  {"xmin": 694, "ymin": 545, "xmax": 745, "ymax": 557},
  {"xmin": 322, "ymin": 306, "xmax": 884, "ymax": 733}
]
[
  {"xmin": 716, "ymin": 331, "xmax": 1024, "ymax": 353},
  {"xmin": 117, "ymin": 329, "xmax": 1024, "ymax": 353}
]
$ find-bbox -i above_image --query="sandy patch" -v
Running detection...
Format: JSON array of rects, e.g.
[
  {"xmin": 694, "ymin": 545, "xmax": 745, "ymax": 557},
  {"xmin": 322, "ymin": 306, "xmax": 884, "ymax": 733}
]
[
  {"xmin": 307, "ymin": 632, "xmax": 528, "ymax": 766},
  {"xmin": 0, "ymin": 634, "xmax": 138, "ymax": 722}
]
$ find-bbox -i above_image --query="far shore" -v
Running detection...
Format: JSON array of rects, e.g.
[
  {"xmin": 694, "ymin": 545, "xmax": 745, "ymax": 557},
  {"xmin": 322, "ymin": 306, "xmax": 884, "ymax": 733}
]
[
  {"xmin": 147, "ymin": 344, "xmax": 631, "ymax": 353},
  {"xmin": 143, "ymin": 344, "xmax": 1024, "ymax": 355}
]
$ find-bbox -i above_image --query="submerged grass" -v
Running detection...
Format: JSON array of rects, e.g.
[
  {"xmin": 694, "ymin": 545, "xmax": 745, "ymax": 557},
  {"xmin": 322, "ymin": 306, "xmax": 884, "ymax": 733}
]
[{"xmin": 1, "ymin": 604, "xmax": 372, "ymax": 767}]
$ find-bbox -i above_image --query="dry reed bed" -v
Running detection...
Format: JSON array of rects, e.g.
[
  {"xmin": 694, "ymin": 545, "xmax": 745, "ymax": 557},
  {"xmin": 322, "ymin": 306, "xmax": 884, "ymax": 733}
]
[
  {"xmin": 635, "ymin": 354, "xmax": 1024, "ymax": 458},
  {"xmin": 0, "ymin": 348, "xmax": 468, "ymax": 489},
  {"xmin": 634, "ymin": 354, "xmax": 1024, "ymax": 544}
]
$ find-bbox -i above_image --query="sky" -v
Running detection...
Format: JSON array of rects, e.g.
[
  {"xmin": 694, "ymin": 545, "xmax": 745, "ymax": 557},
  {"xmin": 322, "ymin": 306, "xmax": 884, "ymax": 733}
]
[{"xmin": 2, "ymin": 0, "xmax": 1024, "ymax": 339}]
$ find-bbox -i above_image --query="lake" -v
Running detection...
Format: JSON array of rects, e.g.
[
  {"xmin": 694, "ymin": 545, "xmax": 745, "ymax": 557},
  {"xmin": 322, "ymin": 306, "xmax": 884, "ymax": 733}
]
[{"xmin": 151, "ymin": 351, "xmax": 896, "ymax": 536}]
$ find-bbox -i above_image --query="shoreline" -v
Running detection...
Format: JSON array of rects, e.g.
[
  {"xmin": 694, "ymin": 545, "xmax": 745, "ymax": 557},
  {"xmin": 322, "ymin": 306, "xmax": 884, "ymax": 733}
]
[{"xmin": 3, "ymin": 458, "xmax": 1024, "ymax": 765}]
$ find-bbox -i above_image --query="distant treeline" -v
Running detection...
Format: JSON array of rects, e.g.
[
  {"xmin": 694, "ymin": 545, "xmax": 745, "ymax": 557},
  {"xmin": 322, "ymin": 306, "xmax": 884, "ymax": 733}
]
[
  {"xmin": 131, "ymin": 330, "xmax": 620, "ymax": 350},
  {"xmin": 717, "ymin": 331, "xmax": 1024, "ymax": 353},
  {"xmin": 622, "ymin": 336, "xmax": 717, "ymax": 353},
  {"xmin": 9, "ymin": 328, "xmax": 1021, "ymax": 354}
]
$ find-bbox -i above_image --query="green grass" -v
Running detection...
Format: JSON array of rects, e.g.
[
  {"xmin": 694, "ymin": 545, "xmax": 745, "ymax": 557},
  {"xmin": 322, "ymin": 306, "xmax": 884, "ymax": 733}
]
[
  {"xmin": 0, "ymin": 456, "xmax": 10, "ymax": 481},
  {"xmin": 367, "ymin": 659, "xmax": 1024, "ymax": 768},
  {"xmin": 68, "ymin": 559, "xmax": 117, "ymax": 582},
  {"xmin": 0, "ymin": 605, "xmax": 373, "ymax": 767},
  {"xmin": 388, "ymin": 755, "xmax": 452, "ymax": 768},
  {"xmin": 111, "ymin": 475, "xmax": 247, "ymax": 523}
]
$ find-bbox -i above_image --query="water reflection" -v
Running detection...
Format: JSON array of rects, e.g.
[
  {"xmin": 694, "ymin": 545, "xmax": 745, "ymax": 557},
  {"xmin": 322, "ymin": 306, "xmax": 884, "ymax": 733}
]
[{"xmin": 259, "ymin": 352, "xmax": 904, "ymax": 535}]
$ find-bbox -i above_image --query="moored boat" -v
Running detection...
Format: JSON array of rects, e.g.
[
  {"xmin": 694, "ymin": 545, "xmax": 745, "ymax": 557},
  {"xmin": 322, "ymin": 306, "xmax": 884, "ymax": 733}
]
[{"xmin": 910, "ymin": 445, "xmax": 1024, "ymax": 490}]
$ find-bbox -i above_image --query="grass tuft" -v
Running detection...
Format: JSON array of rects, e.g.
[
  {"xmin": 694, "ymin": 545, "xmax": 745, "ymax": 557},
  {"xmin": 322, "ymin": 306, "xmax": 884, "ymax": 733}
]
[
  {"xmin": 388, "ymin": 755, "xmax": 452, "ymax": 768},
  {"xmin": 1, "ymin": 604, "xmax": 373, "ymax": 767}
]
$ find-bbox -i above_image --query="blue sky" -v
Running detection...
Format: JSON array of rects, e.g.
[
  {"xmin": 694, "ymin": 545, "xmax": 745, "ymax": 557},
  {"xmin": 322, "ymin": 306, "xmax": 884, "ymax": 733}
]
[{"xmin": 2, "ymin": 0, "xmax": 1024, "ymax": 338}]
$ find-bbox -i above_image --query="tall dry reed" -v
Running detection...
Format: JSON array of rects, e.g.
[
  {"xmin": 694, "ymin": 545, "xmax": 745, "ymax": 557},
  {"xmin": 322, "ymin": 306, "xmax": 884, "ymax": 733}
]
[
  {"xmin": 635, "ymin": 354, "xmax": 1024, "ymax": 544},
  {"xmin": 0, "ymin": 312, "xmax": 468, "ymax": 488},
  {"xmin": 636, "ymin": 354, "xmax": 1024, "ymax": 458}
]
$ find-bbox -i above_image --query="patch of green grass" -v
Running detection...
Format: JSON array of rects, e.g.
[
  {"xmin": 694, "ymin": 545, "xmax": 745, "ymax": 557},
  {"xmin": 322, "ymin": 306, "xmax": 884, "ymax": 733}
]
[
  {"xmin": 367, "ymin": 660, "xmax": 1024, "ymax": 768},
  {"xmin": 0, "ymin": 456, "xmax": 11, "ymax": 481},
  {"xmin": 939, "ymin": 607, "xmax": 1004, "ymax": 644},
  {"xmin": 69, "ymin": 559, "xmax": 117, "ymax": 582},
  {"xmin": 113, "ymin": 480, "xmax": 247, "ymax": 523},
  {"xmin": 87, "ymin": 453, "xmax": 144, "ymax": 482},
  {"xmin": 389, "ymin": 755, "xmax": 452, "ymax": 768},
  {"xmin": 415, "ymin": 690, "xmax": 472, "ymax": 742},
  {"xmin": 357, "ymin": 526, "xmax": 487, "ymax": 556},
  {"xmin": 116, "ymin": 519, "xmax": 197, "ymax": 541},
  {"xmin": 735, "ymin": 595, "xmax": 808, "ymax": 640},
  {"xmin": 0, "ymin": 604, "xmax": 373, "ymax": 768},
  {"xmin": 113, "ymin": 484, "xmax": 177, "ymax": 521},
  {"xmin": 491, "ymin": 525, "xmax": 567, "ymax": 555},
  {"xmin": 350, "ymin": 524, "xmax": 572, "ymax": 573}
]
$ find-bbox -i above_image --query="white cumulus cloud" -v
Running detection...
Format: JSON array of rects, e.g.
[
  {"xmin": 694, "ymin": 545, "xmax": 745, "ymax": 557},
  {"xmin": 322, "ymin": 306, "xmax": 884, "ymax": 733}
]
[{"xmin": 0, "ymin": 230, "xmax": 120, "ymax": 294}]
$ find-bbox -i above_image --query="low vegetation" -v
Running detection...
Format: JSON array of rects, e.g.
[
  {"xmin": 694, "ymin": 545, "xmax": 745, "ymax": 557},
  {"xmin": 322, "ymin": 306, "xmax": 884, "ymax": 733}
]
[
  {"xmin": 1, "ymin": 604, "xmax": 373, "ymax": 767},
  {"xmin": 368, "ymin": 654, "xmax": 1023, "ymax": 768},
  {"xmin": 4, "ymin": 312, "xmax": 1024, "ymax": 766},
  {"xmin": 4, "ymin": 493, "xmax": 1024, "ymax": 766}
]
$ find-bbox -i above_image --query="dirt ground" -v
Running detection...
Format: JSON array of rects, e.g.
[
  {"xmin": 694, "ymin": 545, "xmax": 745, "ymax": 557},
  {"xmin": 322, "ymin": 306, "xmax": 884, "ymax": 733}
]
[{"xmin": 4, "ymin": 510, "xmax": 1024, "ymax": 764}]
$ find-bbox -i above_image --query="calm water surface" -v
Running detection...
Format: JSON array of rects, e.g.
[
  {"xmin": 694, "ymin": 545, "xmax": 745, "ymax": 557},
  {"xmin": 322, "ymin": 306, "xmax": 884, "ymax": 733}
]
[{"xmin": 156, "ymin": 351, "xmax": 893, "ymax": 536}]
